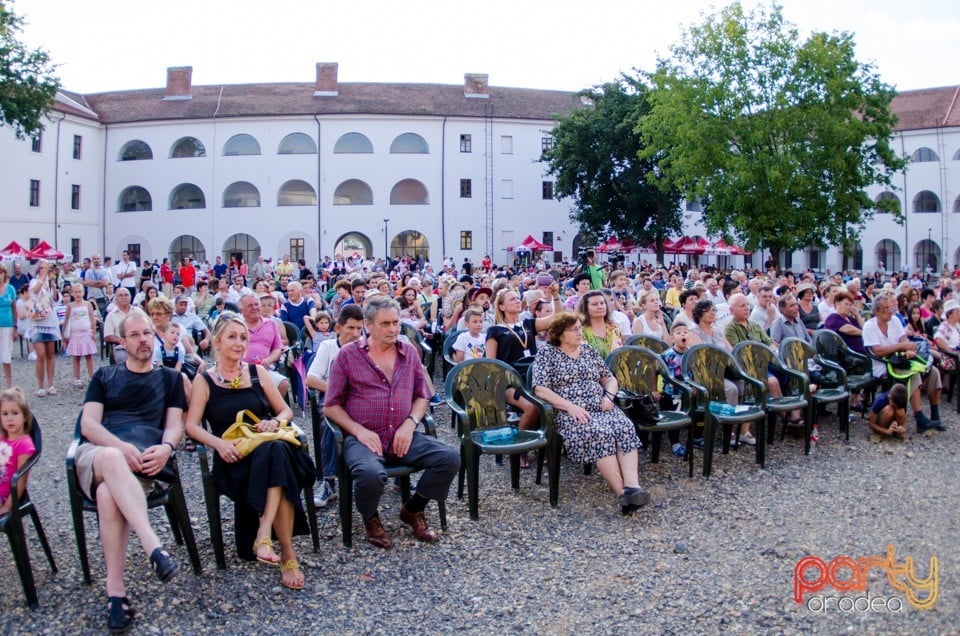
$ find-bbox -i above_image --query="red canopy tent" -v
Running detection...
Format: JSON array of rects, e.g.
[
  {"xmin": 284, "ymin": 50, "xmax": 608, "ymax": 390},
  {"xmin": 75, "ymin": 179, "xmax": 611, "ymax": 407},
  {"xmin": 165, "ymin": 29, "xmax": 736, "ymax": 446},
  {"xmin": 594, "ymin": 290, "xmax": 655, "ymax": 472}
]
[
  {"xmin": 0, "ymin": 241, "xmax": 31, "ymax": 259},
  {"xmin": 507, "ymin": 235, "xmax": 553, "ymax": 252},
  {"xmin": 711, "ymin": 238, "xmax": 750, "ymax": 256},
  {"xmin": 25, "ymin": 241, "xmax": 65, "ymax": 261},
  {"xmin": 664, "ymin": 236, "xmax": 711, "ymax": 255}
]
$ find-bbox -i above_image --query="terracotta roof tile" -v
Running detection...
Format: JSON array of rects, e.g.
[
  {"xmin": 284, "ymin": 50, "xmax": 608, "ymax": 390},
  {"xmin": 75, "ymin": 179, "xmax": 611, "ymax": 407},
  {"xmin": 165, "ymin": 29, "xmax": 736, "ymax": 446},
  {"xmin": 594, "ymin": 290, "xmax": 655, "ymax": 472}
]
[{"xmin": 889, "ymin": 85, "xmax": 960, "ymax": 131}]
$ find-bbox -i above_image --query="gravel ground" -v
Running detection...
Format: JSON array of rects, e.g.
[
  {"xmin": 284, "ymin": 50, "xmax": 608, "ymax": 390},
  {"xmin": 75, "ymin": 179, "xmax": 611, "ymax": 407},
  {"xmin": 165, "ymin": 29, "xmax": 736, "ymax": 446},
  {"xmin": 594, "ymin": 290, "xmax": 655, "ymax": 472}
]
[{"xmin": 0, "ymin": 350, "xmax": 957, "ymax": 635}]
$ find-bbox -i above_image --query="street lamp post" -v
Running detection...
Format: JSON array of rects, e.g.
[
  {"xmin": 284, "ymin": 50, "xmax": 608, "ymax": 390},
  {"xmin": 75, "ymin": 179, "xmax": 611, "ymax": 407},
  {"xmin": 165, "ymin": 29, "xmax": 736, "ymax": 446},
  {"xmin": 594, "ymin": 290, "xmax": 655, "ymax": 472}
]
[{"xmin": 383, "ymin": 218, "xmax": 390, "ymax": 265}]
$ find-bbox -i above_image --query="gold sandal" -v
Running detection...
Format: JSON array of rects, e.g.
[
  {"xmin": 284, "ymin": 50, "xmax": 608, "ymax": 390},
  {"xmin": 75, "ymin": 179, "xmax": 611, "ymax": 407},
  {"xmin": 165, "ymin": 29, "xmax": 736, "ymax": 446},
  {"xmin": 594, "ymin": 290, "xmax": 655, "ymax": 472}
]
[
  {"xmin": 280, "ymin": 559, "xmax": 304, "ymax": 590},
  {"xmin": 253, "ymin": 536, "xmax": 280, "ymax": 566}
]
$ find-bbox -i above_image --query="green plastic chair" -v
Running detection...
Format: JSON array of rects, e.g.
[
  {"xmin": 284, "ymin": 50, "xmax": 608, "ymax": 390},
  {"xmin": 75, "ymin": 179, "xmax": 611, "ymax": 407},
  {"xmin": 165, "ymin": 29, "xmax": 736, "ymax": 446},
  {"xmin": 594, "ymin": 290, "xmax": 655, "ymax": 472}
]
[
  {"xmin": 624, "ymin": 334, "xmax": 669, "ymax": 353},
  {"xmin": 681, "ymin": 344, "xmax": 768, "ymax": 477},
  {"xmin": 1, "ymin": 418, "xmax": 57, "ymax": 609},
  {"xmin": 812, "ymin": 329, "xmax": 879, "ymax": 408},
  {"xmin": 445, "ymin": 358, "xmax": 559, "ymax": 520},
  {"xmin": 325, "ymin": 415, "xmax": 448, "ymax": 547},
  {"xmin": 733, "ymin": 341, "xmax": 811, "ymax": 460},
  {"xmin": 779, "ymin": 337, "xmax": 851, "ymax": 448},
  {"xmin": 400, "ymin": 323, "xmax": 432, "ymax": 368},
  {"xmin": 441, "ymin": 328, "xmax": 466, "ymax": 376},
  {"xmin": 605, "ymin": 345, "xmax": 695, "ymax": 477}
]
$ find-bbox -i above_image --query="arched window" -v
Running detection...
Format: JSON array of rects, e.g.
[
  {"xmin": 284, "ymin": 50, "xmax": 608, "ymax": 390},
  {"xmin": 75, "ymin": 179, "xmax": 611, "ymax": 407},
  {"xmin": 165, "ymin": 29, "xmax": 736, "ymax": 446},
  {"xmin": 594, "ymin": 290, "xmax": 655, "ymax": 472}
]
[
  {"xmin": 390, "ymin": 133, "xmax": 428, "ymax": 154},
  {"xmin": 118, "ymin": 186, "xmax": 152, "ymax": 211},
  {"xmin": 875, "ymin": 191, "xmax": 900, "ymax": 214},
  {"xmin": 390, "ymin": 230, "xmax": 429, "ymax": 260},
  {"xmin": 277, "ymin": 180, "xmax": 317, "ymax": 206},
  {"xmin": 169, "ymin": 183, "xmax": 206, "ymax": 209},
  {"xmin": 333, "ymin": 132, "xmax": 373, "ymax": 154},
  {"xmin": 390, "ymin": 179, "xmax": 429, "ymax": 204},
  {"xmin": 223, "ymin": 181, "xmax": 261, "ymax": 208},
  {"xmin": 333, "ymin": 180, "xmax": 373, "ymax": 205},
  {"xmin": 223, "ymin": 134, "xmax": 261, "ymax": 156},
  {"xmin": 914, "ymin": 239, "xmax": 941, "ymax": 272},
  {"xmin": 119, "ymin": 140, "xmax": 152, "ymax": 161},
  {"xmin": 913, "ymin": 190, "xmax": 941, "ymax": 213},
  {"xmin": 170, "ymin": 137, "xmax": 206, "ymax": 158},
  {"xmin": 911, "ymin": 147, "xmax": 938, "ymax": 162},
  {"xmin": 168, "ymin": 235, "xmax": 206, "ymax": 264},
  {"xmin": 875, "ymin": 239, "xmax": 900, "ymax": 272},
  {"xmin": 222, "ymin": 233, "xmax": 261, "ymax": 267},
  {"xmin": 278, "ymin": 133, "xmax": 317, "ymax": 155},
  {"xmin": 333, "ymin": 232, "xmax": 373, "ymax": 259}
]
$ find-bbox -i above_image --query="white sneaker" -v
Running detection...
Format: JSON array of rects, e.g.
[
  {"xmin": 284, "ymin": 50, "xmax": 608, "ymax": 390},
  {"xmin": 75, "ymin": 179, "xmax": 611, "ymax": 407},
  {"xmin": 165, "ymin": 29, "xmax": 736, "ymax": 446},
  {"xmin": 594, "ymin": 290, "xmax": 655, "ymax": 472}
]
[
  {"xmin": 313, "ymin": 480, "xmax": 337, "ymax": 508},
  {"xmin": 27, "ymin": 351, "xmax": 37, "ymax": 361},
  {"xmin": 740, "ymin": 432, "xmax": 757, "ymax": 446}
]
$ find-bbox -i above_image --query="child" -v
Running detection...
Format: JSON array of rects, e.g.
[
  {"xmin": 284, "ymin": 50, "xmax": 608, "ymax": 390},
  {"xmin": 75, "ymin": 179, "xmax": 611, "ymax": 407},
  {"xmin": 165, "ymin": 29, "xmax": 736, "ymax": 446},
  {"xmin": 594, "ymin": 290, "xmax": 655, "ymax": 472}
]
[
  {"xmin": 868, "ymin": 383, "xmax": 908, "ymax": 440},
  {"xmin": 659, "ymin": 323, "xmax": 692, "ymax": 456},
  {"xmin": 452, "ymin": 308, "xmax": 487, "ymax": 362},
  {"xmin": 158, "ymin": 322, "xmax": 185, "ymax": 372},
  {"xmin": 309, "ymin": 310, "xmax": 335, "ymax": 350},
  {"xmin": 0, "ymin": 387, "xmax": 36, "ymax": 515},
  {"xmin": 210, "ymin": 297, "xmax": 225, "ymax": 322},
  {"xmin": 63, "ymin": 284, "xmax": 97, "ymax": 387}
]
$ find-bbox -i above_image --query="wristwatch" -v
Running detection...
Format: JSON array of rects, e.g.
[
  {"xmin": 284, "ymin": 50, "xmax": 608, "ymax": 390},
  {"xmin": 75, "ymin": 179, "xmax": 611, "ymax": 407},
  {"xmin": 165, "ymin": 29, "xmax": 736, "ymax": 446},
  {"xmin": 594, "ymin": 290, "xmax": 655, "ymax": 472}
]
[{"xmin": 163, "ymin": 441, "xmax": 177, "ymax": 456}]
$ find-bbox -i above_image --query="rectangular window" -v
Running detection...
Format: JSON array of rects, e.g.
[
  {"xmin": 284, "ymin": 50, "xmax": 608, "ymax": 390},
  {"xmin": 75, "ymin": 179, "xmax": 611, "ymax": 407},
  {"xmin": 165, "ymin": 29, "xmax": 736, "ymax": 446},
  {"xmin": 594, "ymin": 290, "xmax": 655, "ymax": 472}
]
[
  {"xmin": 541, "ymin": 135, "xmax": 554, "ymax": 153},
  {"xmin": 289, "ymin": 238, "xmax": 305, "ymax": 263},
  {"xmin": 542, "ymin": 181, "xmax": 554, "ymax": 200},
  {"xmin": 459, "ymin": 134, "xmax": 472, "ymax": 153},
  {"xmin": 542, "ymin": 232, "xmax": 554, "ymax": 249},
  {"xmin": 460, "ymin": 231, "xmax": 473, "ymax": 250},
  {"xmin": 73, "ymin": 134, "xmax": 82, "ymax": 159},
  {"xmin": 31, "ymin": 134, "xmax": 42, "ymax": 153},
  {"xmin": 501, "ymin": 179, "xmax": 513, "ymax": 199},
  {"xmin": 29, "ymin": 238, "xmax": 39, "ymax": 250},
  {"xmin": 808, "ymin": 248, "xmax": 821, "ymax": 271},
  {"xmin": 29, "ymin": 180, "xmax": 40, "ymax": 207},
  {"xmin": 501, "ymin": 135, "xmax": 513, "ymax": 154},
  {"xmin": 71, "ymin": 238, "xmax": 81, "ymax": 264},
  {"xmin": 71, "ymin": 184, "xmax": 81, "ymax": 210},
  {"xmin": 459, "ymin": 179, "xmax": 472, "ymax": 198}
]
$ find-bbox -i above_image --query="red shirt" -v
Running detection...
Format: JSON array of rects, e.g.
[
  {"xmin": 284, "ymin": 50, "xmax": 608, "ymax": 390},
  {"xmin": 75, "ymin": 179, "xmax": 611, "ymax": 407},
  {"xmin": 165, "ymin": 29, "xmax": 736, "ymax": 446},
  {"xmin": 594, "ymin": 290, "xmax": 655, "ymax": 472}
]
[
  {"xmin": 324, "ymin": 338, "xmax": 430, "ymax": 453},
  {"xmin": 160, "ymin": 264, "xmax": 173, "ymax": 284},
  {"xmin": 179, "ymin": 265, "xmax": 195, "ymax": 287}
]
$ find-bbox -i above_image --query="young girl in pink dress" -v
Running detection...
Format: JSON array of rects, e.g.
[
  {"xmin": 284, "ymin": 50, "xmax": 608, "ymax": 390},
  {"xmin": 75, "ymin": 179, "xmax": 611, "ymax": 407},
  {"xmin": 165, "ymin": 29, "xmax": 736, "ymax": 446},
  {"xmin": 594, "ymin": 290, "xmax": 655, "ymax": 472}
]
[
  {"xmin": 64, "ymin": 285, "xmax": 97, "ymax": 388},
  {"xmin": 0, "ymin": 388, "xmax": 36, "ymax": 516}
]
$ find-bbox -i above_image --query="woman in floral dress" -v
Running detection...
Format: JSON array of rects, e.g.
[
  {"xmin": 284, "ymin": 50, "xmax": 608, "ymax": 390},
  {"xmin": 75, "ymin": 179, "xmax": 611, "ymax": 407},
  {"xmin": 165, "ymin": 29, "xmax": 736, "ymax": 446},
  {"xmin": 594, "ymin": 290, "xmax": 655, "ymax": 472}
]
[{"xmin": 532, "ymin": 312, "xmax": 650, "ymax": 514}]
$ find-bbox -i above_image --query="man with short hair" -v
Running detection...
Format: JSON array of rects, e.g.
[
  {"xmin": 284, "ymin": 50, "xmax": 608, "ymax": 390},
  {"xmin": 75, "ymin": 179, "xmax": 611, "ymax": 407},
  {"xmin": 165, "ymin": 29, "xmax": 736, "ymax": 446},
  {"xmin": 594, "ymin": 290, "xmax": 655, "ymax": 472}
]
[
  {"xmin": 341, "ymin": 279, "xmax": 367, "ymax": 308},
  {"xmin": 770, "ymin": 294, "xmax": 808, "ymax": 345},
  {"xmin": 77, "ymin": 310, "xmax": 187, "ymax": 632},
  {"xmin": 103, "ymin": 288, "xmax": 134, "ymax": 364},
  {"xmin": 117, "ymin": 251, "xmax": 138, "ymax": 296},
  {"xmin": 85, "ymin": 253, "xmax": 110, "ymax": 317},
  {"xmin": 325, "ymin": 296, "xmax": 459, "ymax": 548},
  {"xmin": 750, "ymin": 286, "xmax": 778, "ymax": 332},
  {"xmin": 862, "ymin": 294, "xmax": 943, "ymax": 432},
  {"xmin": 171, "ymin": 296, "xmax": 210, "ymax": 353}
]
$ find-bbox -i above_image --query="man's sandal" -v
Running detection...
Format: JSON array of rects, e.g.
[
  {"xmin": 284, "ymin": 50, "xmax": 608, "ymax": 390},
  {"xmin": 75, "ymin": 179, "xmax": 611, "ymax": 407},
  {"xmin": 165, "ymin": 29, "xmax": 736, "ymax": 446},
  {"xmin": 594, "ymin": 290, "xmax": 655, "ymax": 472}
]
[
  {"xmin": 280, "ymin": 559, "xmax": 305, "ymax": 590},
  {"xmin": 253, "ymin": 536, "xmax": 280, "ymax": 566}
]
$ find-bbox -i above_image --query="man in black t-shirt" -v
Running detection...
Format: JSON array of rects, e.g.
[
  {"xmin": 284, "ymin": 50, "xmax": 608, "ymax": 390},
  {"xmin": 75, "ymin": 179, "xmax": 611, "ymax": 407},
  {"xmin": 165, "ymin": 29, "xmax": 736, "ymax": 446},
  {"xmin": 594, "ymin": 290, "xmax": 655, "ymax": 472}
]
[{"xmin": 76, "ymin": 310, "xmax": 188, "ymax": 632}]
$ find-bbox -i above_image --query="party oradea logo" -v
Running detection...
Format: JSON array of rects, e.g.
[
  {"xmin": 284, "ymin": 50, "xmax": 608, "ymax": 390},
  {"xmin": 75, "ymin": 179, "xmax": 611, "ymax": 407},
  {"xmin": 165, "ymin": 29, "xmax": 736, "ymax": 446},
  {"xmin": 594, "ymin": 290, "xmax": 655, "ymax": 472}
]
[{"xmin": 794, "ymin": 544, "xmax": 938, "ymax": 613}]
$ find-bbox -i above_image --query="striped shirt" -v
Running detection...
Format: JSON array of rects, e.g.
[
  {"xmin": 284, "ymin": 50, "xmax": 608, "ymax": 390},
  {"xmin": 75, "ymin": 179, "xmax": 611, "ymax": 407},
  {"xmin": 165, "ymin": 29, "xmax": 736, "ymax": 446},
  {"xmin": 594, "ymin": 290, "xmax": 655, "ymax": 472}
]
[{"xmin": 325, "ymin": 337, "xmax": 431, "ymax": 452}]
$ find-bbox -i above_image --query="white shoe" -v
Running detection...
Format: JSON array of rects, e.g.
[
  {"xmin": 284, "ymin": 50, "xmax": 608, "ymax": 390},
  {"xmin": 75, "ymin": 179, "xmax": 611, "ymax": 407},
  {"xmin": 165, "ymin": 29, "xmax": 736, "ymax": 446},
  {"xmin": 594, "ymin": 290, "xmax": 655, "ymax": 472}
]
[
  {"xmin": 27, "ymin": 351, "xmax": 37, "ymax": 361},
  {"xmin": 740, "ymin": 432, "xmax": 757, "ymax": 446}
]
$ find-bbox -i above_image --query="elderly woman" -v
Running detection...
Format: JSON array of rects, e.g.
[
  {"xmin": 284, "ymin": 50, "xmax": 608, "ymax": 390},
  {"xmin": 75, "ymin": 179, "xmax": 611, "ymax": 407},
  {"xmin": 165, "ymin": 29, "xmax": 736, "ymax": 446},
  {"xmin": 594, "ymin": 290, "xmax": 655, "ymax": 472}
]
[
  {"xmin": 185, "ymin": 313, "xmax": 314, "ymax": 589},
  {"xmin": 686, "ymin": 299, "xmax": 742, "ymax": 442},
  {"xmin": 533, "ymin": 312, "xmax": 650, "ymax": 514},
  {"xmin": 796, "ymin": 283, "xmax": 821, "ymax": 334},
  {"xmin": 632, "ymin": 290, "xmax": 673, "ymax": 346},
  {"xmin": 578, "ymin": 290, "xmax": 624, "ymax": 359},
  {"xmin": 934, "ymin": 299, "xmax": 960, "ymax": 363},
  {"xmin": 823, "ymin": 290, "xmax": 866, "ymax": 355}
]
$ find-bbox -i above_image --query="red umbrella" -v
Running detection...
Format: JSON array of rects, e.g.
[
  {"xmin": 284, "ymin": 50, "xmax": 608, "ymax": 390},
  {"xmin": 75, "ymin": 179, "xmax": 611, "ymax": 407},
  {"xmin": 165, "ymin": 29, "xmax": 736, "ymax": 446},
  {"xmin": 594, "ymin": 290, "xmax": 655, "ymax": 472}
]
[
  {"xmin": 0, "ymin": 241, "xmax": 31, "ymax": 259},
  {"xmin": 25, "ymin": 241, "xmax": 65, "ymax": 260},
  {"xmin": 712, "ymin": 238, "xmax": 750, "ymax": 255},
  {"xmin": 667, "ymin": 236, "xmax": 710, "ymax": 255}
]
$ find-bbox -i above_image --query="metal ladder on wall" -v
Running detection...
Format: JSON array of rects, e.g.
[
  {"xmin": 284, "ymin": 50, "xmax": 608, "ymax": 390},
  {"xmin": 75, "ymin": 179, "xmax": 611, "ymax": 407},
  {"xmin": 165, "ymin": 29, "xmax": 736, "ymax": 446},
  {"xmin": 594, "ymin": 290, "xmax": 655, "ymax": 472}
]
[
  {"xmin": 936, "ymin": 126, "xmax": 950, "ymax": 269},
  {"xmin": 484, "ymin": 102, "xmax": 494, "ymax": 256}
]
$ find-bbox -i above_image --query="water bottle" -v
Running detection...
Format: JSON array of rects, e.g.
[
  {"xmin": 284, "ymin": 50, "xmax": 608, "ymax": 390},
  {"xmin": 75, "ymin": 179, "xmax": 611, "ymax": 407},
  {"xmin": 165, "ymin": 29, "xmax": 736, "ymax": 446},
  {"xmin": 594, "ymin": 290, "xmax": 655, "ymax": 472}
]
[
  {"xmin": 480, "ymin": 426, "xmax": 518, "ymax": 444},
  {"xmin": 810, "ymin": 425, "xmax": 820, "ymax": 454},
  {"xmin": 709, "ymin": 402, "xmax": 736, "ymax": 415}
]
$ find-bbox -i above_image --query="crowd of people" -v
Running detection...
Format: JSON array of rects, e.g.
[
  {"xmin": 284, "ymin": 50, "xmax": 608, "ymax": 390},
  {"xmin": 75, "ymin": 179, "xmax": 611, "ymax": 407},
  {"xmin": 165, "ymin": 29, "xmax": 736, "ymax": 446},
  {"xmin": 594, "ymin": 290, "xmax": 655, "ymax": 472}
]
[{"xmin": 2, "ymin": 246, "xmax": 959, "ymax": 632}]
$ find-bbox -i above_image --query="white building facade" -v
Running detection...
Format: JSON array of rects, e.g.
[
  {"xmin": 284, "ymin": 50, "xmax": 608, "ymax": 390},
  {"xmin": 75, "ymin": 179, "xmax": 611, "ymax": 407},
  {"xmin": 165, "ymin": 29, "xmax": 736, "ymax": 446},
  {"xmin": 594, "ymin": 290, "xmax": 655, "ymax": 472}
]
[{"xmin": 1, "ymin": 67, "xmax": 958, "ymax": 275}]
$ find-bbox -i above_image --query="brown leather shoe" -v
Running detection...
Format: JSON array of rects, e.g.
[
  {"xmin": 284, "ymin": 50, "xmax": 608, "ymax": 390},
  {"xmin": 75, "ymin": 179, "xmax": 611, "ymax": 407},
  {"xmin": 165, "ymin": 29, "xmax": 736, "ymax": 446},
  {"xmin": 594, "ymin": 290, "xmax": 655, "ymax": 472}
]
[
  {"xmin": 363, "ymin": 515, "xmax": 393, "ymax": 549},
  {"xmin": 399, "ymin": 507, "xmax": 439, "ymax": 543}
]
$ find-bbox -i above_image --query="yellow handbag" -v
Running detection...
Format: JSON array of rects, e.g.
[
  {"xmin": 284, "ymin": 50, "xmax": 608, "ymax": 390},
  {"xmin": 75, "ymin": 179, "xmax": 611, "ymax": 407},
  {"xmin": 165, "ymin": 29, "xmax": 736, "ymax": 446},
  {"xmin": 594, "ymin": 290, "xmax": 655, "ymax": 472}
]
[{"xmin": 220, "ymin": 410, "xmax": 301, "ymax": 458}]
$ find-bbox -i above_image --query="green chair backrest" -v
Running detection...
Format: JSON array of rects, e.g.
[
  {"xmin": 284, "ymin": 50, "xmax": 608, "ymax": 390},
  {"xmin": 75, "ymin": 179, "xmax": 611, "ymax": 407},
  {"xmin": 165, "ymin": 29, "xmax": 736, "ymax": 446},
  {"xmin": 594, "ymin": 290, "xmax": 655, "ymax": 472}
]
[
  {"xmin": 446, "ymin": 358, "xmax": 526, "ymax": 433},
  {"xmin": 605, "ymin": 345, "xmax": 662, "ymax": 395},
  {"xmin": 812, "ymin": 329, "xmax": 844, "ymax": 363},
  {"xmin": 779, "ymin": 337, "xmax": 814, "ymax": 374},
  {"xmin": 624, "ymin": 334, "xmax": 668, "ymax": 354},
  {"xmin": 681, "ymin": 343, "xmax": 737, "ymax": 402},
  {"xmin": 442, "ymin": 329, "xmax": 465, "ymax": 367}
]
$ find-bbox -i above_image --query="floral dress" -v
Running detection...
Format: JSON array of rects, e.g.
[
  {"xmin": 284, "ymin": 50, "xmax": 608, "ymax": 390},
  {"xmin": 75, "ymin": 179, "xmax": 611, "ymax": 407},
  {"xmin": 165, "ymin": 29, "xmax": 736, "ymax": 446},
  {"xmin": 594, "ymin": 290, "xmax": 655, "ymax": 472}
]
[
  {"xmin": 582, "ymin": 322, "xmax": 623, "ymax": 359},
  {"xmin": 532, "ymin": 343, "xmax": 640, "ymax": 464}
]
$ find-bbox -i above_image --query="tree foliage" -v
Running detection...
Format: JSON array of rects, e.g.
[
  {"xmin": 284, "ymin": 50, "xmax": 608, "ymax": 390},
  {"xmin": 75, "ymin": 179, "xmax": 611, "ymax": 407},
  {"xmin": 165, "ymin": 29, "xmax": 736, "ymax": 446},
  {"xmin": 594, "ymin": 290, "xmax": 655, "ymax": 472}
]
[
  {"xmin": 543, "ymin": 77, "xmax": 682, "ymax": 259},
  {"xmin": 638, "ymin": 1, "xmax": 905, "ymax": 264},
  {"xmin": 0, "ymin": 1, "xmax": 60, "ymax": 139}
]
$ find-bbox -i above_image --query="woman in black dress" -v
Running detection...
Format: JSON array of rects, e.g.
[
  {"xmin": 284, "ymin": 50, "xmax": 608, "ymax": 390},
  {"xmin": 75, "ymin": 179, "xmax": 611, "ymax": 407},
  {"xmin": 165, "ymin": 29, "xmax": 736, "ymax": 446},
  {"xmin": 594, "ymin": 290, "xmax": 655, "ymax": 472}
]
[{"xmin": 185, "ymin": 313, "xmax": 313, "ymax": 589}]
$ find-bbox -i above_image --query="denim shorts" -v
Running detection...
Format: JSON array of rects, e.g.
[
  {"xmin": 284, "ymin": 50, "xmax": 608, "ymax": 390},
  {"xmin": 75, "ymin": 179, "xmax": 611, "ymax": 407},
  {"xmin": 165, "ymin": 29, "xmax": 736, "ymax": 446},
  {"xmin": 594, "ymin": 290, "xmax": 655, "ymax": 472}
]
[{"xmin": 31, "ymin": 330, "xmax": 60, "ymax": 344}]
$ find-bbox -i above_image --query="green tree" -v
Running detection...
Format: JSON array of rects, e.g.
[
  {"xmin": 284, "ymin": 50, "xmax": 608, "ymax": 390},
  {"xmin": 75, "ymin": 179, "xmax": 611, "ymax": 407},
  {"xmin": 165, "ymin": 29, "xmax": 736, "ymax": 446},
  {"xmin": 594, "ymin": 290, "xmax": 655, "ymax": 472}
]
[
  {"xmin": 639, "ymin": 2, "xmax": 905, "ymax": 268},
  {"xmin": 544, "ymin": 76, "xmax": 682, "ymax": 262},
  {"xmin": 0, "ymin": 1, "xmax": 60, "ymax": 138}
]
